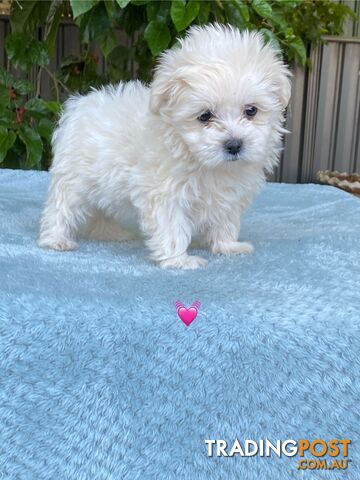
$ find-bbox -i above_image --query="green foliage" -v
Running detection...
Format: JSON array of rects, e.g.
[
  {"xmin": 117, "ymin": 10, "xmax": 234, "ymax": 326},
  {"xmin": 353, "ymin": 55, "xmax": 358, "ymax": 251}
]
[
  {"xmin": 0, "ymin": 0, "xmax": 357, "ymax": 170},
  {"xmin": 171, "ymin": 1, "xmax": 201, "ymax": 32},
  {"xmin": 0, "ymin": 69, "xmax": 61, "ymax": 169},
  {"xmin": 70, "ymin": 0, "xmax": 98, "ymax": 18},
  {"xmin": 7, "ymin": 0, "xmax": 357, "ymax": 84},
  {"xmin": 6, "ymin": 33, "xmax": 50, "ymax": 70},
  {"xmin": 144, "ymin": 20, "xmax": 171, "ymax": 55}
]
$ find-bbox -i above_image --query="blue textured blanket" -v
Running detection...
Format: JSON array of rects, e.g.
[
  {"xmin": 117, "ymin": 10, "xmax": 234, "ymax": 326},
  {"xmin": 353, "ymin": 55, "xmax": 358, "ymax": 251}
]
[{"xmin": 0, "ymin": 169, "xmax": 359, "ymax": 479}]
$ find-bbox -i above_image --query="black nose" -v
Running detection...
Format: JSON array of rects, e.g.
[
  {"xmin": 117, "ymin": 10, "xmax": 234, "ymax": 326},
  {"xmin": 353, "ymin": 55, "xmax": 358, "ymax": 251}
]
[{"xmin": 224, "ymin": 139, "xmax": 242, "ymax": 156}]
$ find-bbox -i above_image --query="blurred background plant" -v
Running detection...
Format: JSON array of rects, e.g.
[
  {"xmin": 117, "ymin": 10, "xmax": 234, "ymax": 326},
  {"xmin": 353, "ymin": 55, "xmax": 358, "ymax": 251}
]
[{"xmin": 0, "ymin": 0, "xmax": 357, "ymax": 170}]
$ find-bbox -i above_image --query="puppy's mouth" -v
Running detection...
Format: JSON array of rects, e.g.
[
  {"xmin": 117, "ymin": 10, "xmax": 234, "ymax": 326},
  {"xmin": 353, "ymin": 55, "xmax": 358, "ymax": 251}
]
[
  {"xmin": 226, "ymin": 153, "xmax": 241, "ymax": 162},
  {"xmin": 223, "ymin": 151, "xmax": 245, "ymax": 163}
]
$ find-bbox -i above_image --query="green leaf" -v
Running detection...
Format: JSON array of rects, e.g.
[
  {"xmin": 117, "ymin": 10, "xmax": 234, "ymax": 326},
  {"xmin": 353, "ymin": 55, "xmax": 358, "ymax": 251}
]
[
  {"xmin": 226, "ymin": 2, "xmax": 249, "ymax": 28},
  {"xmin": 251, "ymin": 0, "xmax": 272, "ymax": 19},
  {"xmin": 0, "ymin": 87, "xmax": 10, "ymax": 110},
  {"xmin": 25, "ymin": 98, "xmax": 53, "ymax": 118},
  {"xmin": 6, "ymin": 33, "xmax": 50, "ymax": 70},
  {"xmin": 44, "ymin": 0, "xmax": 64, "ymax": 54},
  {"xmin": 0, "ymin": 127, "xmax": 16, "ymax": 164},
  {"xmin": 18, "ymin": 127, "xmax": 43, "ymax": 168},
  {"xmin": 146, "ymin": 1, "xmax": 159, "ymax": 21},
  {"xmin": 104, "ymin": 0, "xmax": 116, "ymax": 16},
  {"xmin": 0, "ymin": 68, "xmax": 14, "ymax": 87},
  {"xmin": 10, "ymin": 0, "xmax": 50, "ymax": 34},
  {"xmin": 37, "ymin": 118, "xmax": 54, "ymax": 140},
  {"xmin": 13, "ymin": 79, "xmax": 34, "ymax": 95},
  {"xmin": 5, "ymin": 33, "xmax": 29, "ymax": 70},
  {"xmin": 10, "ymin": 1, "xmax": 62, "ymax": 56},
  {"xmin": 282, "ymin": 0, "xmax": 299, "ymax": 7},
  {"xmin": 30, "ymin": 43, "xmax": 51, "ymax": 67},
  {"xmin": 144, "ymin": 21, "xmax": 171, "ymax": 56},
  {"xmin": 0, "ymin": 109, "xmax": 16, "ymax": 129},
  {"xmin": 171, "ymin": 0, "xmax": 200, "ymax": 32},
  {"xmin": 147, "ymin": 1, "xmax": 170, "ymax": 23},
  {"xmin": 260, "ymin": 28, "xmax": 281, "ymax": 52},
  {"xmin": 197, "ymin": 2, "xmax": 210, "ymax": 24},
  {"xmin": 116, "ymin": 0, "xmax": 131, "ymax": 7},
  {"xmin": 70, "ymin": 0, "xmax": 98, "ymax": 18},
  {"xmin": 99, "ymin": 30, "xmax": 118, "ymax": 57},
  {"xmin": 78, "ymin": 2, "xmax": 111, "ymax": 43},
  {"xmin": 289, "ymin": 37, "xmax": 307, "ymax": 65},
  {"xmin": 231, "ymin": 1, "xmax": 250, "ymax": 22},
  {"xmin": 44, "ymin": 100, "xmax": 62, "ymax": 114},
  {"xmin": 130, "ymin": 0, "xmax": 149, "ymax": 5},
  {"xmin": 266, "ymin": 9, "xmax": 287, "ymax": 29},
  {"xmin": 238, "ymin": 3, "xmax": 250, "ymax": 22}
]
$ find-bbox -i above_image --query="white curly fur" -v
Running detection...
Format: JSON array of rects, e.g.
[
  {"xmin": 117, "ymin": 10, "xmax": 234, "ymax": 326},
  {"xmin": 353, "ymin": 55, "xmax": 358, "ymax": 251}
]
[{"xmin": 38, "ymin": 24, "xmax": 291, "ymax": 269}]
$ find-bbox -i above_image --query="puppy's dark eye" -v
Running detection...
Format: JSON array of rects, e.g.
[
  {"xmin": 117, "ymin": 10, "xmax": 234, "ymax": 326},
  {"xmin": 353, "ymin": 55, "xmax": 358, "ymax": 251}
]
[
  {"xmin": 198, "ymin": 110, "xmax": 213, "ymax": 123},
  {"xmin": 245, "ymin": 105, "xmax": 257, "ymax": 118}
]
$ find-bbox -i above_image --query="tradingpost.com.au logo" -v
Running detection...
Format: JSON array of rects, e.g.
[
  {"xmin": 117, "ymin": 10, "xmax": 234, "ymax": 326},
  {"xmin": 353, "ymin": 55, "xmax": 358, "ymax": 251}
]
[{"xmin": 205, "ymin": 438, "xmax": 351, "ymax": 471}]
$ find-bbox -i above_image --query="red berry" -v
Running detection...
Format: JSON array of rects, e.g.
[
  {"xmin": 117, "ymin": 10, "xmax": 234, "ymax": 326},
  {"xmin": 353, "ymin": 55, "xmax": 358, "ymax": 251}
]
[{"xmin": 16, "ymin": 107, "xmax": 26, "ymax": 124}]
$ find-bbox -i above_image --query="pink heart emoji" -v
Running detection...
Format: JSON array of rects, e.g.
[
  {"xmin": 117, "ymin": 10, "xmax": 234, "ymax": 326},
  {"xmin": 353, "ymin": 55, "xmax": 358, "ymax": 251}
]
[
  {"xmin": 177, "ymin": 307, "xmax": 198, "ymax": 326},
  {"xmin": 175, "ymin": 300, "xmax": 201, "ymax": 326}
]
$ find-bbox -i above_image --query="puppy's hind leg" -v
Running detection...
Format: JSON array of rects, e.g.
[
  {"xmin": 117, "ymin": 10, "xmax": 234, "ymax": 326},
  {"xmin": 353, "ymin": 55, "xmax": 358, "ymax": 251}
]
[
  {"xmin": 86, "ymin": 212, "xmax": 135, "ymax": 242},
  {"xmin": 38, "ymin": 177, "xmax": 89, "ymax": 251}
]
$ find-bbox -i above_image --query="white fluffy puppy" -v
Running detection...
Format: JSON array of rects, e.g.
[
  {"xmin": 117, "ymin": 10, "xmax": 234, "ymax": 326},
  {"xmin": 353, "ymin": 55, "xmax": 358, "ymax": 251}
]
[{"xmin": 39, "ymin": 24, "xmax": 291, "ymax": 269}]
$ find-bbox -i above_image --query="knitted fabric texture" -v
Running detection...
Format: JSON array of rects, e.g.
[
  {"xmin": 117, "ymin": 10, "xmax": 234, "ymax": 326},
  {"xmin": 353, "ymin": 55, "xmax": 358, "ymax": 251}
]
[{"xmin": 0, "ymin": 170, "xmax": 359, "ymax": 479}]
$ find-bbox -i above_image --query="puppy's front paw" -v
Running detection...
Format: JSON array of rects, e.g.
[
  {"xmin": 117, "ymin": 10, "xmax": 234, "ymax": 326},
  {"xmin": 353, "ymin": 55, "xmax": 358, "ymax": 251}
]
[
  {"xmin": 212, "ymin": 241, "xmax": 254, "ymax": 256},
  {"xmin": 160, "ymin": 254, "xmax": 208, "ymax": 270},
  {"xmin": 38, "ymin": 237, "xmax": 78, "ymax": 251}
]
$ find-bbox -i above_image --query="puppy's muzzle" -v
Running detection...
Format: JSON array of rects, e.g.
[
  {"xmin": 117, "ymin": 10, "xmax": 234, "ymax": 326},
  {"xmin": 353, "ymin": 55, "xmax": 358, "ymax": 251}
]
[{"xmin": 224, "ymin": 139, "xmax": 242, "ymax": 158}]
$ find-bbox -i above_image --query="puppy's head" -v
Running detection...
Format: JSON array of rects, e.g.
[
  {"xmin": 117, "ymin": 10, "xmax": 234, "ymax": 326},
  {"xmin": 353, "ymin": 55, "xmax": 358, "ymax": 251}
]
[{"xmin": 150, "ymin": 24, "xmax": 291, "ymax": 169}]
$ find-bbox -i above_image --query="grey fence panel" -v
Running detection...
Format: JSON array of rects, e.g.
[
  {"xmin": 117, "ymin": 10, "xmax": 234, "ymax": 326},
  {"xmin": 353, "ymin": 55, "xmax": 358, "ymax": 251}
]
[
  {"xmin": 61, "ymin": 23, "xmax": 81, "ymax": 57},
  {"xmin": 280, "ymin": 65, "xmax": 306, "ymax": 183},
  {"xmin": 340, "ymin": 0, "xmax": 360, "ymax": 37},
  {"xmin": 334, "ymin": 42, "xmax": 360, "ymax": 172},
  {"xmin": 356, "ymin": 77, "xmax": 360, "ymax": 172},
  {"xmin": 39, "ymin": 22, "xmax": 81, "ymax": 100},
  {"xmin": 297, "ymin": 44, "xmax": 323, "ymax": 183},
  {"xmin": 292, "ymin": 37, "xmax": 360, "ymax": 183},
  {"xmin": 313, "ymin": 42, "xmax": 342, "ymax": 177},
  {"xmin": 0, "ymin": 17, "xmax": 9, "ymax": 66}
]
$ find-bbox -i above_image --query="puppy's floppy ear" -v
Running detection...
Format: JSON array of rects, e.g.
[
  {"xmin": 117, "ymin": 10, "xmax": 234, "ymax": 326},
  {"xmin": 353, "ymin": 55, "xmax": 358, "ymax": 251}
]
[
  {"xmin": 150, "ymin": 71, "xmax": 187, "ymax": 115},
  {"xmin": 276, "ymin": 67, "xmax": 292, "ymax": 109},
  {"xmin": 149, "ymin": 75, "xmax": 172, "ymax": 114},
  {"xmin": 150, "ymin": 45, "xmax": 190, "ymax": 114}
]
